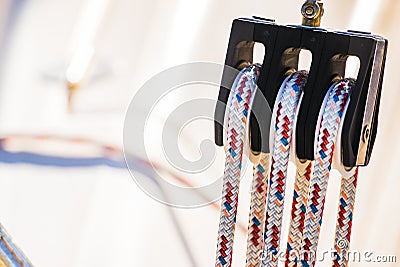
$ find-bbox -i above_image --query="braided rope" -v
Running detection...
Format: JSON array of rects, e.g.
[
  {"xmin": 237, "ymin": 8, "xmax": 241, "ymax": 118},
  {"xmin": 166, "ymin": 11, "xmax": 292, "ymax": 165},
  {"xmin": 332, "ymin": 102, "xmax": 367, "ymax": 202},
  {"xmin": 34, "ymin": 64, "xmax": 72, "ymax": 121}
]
[
  {"xmin": 216, "ymin": 65, "xmax": 261, "ymax": 267},
  {"xmin": 246, "ymin": 153, "xmax": 270, "ymax": 267},
  {"xmin": 301, "ymin": 79, "xmax": 354, "ymax": 267},
  {"xmin": 285, "ymin": 160, "xmax": 313, "ymax": 266},
  {"xmin": 262, "ymin": 71, "xmax": 308, "ymax": 267},
  {"xmin": 332, "ymin": 169, "xmax": 358, "ymax": 267},
  {"xmin": 0, "ymin": 223, "xmax": 33, "ymax": 267}
]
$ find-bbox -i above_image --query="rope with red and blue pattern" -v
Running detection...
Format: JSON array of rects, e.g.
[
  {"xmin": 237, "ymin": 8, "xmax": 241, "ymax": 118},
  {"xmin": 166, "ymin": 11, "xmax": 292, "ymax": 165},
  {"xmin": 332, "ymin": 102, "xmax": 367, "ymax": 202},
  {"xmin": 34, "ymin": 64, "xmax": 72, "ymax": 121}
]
[
  {"xmin": 285, "ymin": 159, "xmax": 313, "ymax": 266},
  {"xmin": 300, "ymin": 79, "xmax": 354, "ymax": 267},
  {"xmin": 246, "ymin": 152, "xmax": 270, "ymax": 267},
  {"xmin": 332, "ymin": 168, "xmax": 358, "ymax": 267},
  {"xmin": 216, "ymin": 68, "xmax": 359, "ymax": 267},
  {"xmin": 215, "ymin": 64, "xmax": 261, "ymax": 267},
  {"xmin": 245, "ymin": 72, "xmax": 311, "ymax": 267},
  {"xmin": 262, "ymin": 71, "xmax": 308, "ymax": 267}
]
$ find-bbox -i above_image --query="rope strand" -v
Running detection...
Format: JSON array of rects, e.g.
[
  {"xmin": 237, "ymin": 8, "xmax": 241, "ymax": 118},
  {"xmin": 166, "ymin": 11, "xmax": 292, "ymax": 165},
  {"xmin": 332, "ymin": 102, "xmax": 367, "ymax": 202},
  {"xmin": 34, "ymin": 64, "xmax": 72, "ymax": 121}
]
[
  {"xmin": 0, "ymin": 223, "xmax": 33, "ymax": 267},
  {"xmin": 332, "ymin": 169, "xmax": 358, "ymax": 267},
  {"xmin": 216, "ymin": 68, "xmax": 359, "ymax": 267},
  {"xmin": 301, "ymin": 79, "xmax": 354, "ymax": 267},
  {"xmin": 216, "ymin": 65, "xmax": 261, "ymax": 267},
  {"xmin": 285, "ymin": 160, "xmax": 313, "ymax": 266},
  {"xmin": 262, "ymin": 71, "xmax": 308, "ymax": 267},
  {"xmin": 246, "ymin": 153, "xmax": 270, "ymax": 267}
]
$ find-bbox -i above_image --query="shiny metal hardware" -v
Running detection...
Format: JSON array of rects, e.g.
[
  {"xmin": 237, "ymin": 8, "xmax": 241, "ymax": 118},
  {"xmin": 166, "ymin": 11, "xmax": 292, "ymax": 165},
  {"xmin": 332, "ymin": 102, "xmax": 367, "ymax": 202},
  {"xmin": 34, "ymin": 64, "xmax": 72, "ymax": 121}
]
[
  {"xmin": 356, "ymin": 38, "xmax": 387, "ymax": 166},
  {"xmin": 301, "ymin": 0, "xmax": 324, "ymax": 27}
]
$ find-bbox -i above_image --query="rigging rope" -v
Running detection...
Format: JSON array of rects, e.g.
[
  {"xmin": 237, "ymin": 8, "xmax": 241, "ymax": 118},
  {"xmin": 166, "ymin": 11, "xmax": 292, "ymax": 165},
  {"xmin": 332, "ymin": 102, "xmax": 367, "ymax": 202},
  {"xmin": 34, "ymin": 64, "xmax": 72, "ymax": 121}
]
[
  {"xmin": 216, "ymin": 64, "xmax": 261, "ymax": 267},
  {"xmin": 262, "ymin": 71, "xmax": 308, "ymax": 267},
  {"xmin": 285, "ymin": 159, "xmax": 313, "ymax": 267},
  {"xmin": 300, "ymin": 79, "xmax": 355, "ymax": 267},
  {"xmin": 246, "ymin": 152, "xmax": 270, "ymax": 267},
  {"xmin": 216, "ymin": 63, "xmax": 360, "ymax": 267},
  {"xmin": 215, "ymin": 67, "xmax": 310, "ymax": 267},
  {"xmin": 332, "ymin": 169, "xmax": 358, "ymax": 267},
  {"xmin": 0, "ymin": 223, "xmax": 33, "ymax": 267}
]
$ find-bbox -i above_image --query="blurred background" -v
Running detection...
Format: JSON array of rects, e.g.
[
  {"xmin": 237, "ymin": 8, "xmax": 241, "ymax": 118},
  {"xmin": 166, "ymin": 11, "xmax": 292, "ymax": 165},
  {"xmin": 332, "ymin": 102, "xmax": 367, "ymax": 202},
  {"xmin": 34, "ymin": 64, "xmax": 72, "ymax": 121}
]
[{"xmin": 0, "ymin": 0, "xmax": 399, "ymax": 266}]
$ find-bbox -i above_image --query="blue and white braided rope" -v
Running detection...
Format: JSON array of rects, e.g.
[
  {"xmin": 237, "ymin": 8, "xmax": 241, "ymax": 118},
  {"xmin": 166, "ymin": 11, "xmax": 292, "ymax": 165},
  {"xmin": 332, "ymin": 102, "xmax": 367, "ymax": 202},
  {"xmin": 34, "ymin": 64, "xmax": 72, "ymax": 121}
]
[
  {"xmin": 262, "ymin": 71, "xmax": 308, "ymax": 267},
  {"xmin": 216, "ymin": 66, "xmax": 360, "ymax": 267},
  {"xmin": 0, "ymin": 223, "xmax": 33, "ymax": 267},
  {"xmin": 301, "ymin": 79, "xmax": 354, "ymax": 267},
  {"xmin": 216, "ymin": 65, "xmax": 261, "ymax": 267},
  {"xmin": 285, "ymin": 159, "xmax": 313, "ymax": 267},
  {"xmin": 246, "ymin": 152, "xmax": 270, "ymax": 267},
  {"xmin": 332, "ymin": 168, "xmax": 358, "ymax": 267}
]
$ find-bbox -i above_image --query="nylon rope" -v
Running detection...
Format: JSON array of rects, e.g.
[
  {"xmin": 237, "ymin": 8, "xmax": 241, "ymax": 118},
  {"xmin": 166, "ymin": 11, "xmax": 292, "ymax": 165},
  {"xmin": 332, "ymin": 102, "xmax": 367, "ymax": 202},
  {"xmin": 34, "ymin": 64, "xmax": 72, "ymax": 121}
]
[
  {"xmin": 262, "ymin": 71, "xmax": 308, "ymax": 267},
  {"xmin": 285, "ymin": 159, "xmax": 313, "ymax": 267},
  {"xmin": 0, "ymin": 223, "xmax": 33, "ymax": 267},
  {"xmin": 215, "ymin": 64, "xmax": 262, "ymax": 267},
  {"xmin": 300, "ymin": 79, "xmax": 355, "ymax": 267},
  {"xmin": 216, "ymin": 67, "xmax": 360, "ymax": 267},
  {"xmin": 332, "ymin": 168, "xmax": 359, "ymax": 267},
  {"xmin": 246, "ymin": 152, "xmax": 271, "ymax": 267},
  {"xmin": 215, "ymin": 69, "xmax": 309, "ymax": 267}
]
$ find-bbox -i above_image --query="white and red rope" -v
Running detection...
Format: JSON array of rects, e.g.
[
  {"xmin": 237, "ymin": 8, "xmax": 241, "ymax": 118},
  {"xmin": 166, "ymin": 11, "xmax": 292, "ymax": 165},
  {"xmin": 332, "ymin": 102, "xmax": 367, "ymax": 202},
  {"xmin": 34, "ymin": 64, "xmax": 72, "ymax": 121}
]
[
  {"xmin": 285, "ymin": 159, "xmax": 313, "ymax": 266},
  {"xmin": 246, "ymin": 152, "xmax": 270, "ymax": 267},
  {"xmin": 262, "ymin": 71, "xmax": 308, "ymax": 267},
  {"xmin": 332, "ymin": 168, "xmax": 358, "ymax": 267},
  {"xmin": 216, "ymin": 63, "xmax": 361, "ymax": 267},
  {"xmin": 215, "ymin": 65, "xmax": 261, "ymax": 267},
  {"xmin": 300, "ymin": 79, "xmax": 354, "ymax": 267},
  {"xmin": 215, "ymin": 68, "xmax": 310, "ymax": 267}
]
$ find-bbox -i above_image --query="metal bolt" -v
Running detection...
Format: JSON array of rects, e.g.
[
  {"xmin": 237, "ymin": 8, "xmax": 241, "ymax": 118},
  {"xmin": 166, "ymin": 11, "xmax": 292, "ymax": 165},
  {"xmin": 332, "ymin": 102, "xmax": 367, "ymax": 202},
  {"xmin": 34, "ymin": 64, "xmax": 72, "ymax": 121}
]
[
  {"xmin": 362, "ymin": 125, "xmax": 370, "ymax": 142},
  {"xmin": 301, "ymin": 1, "xmax": 324, "ymax": 27},
  {"xmin": 305, "ymin": 6, "xmax": 315, "ymax": 16}
]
